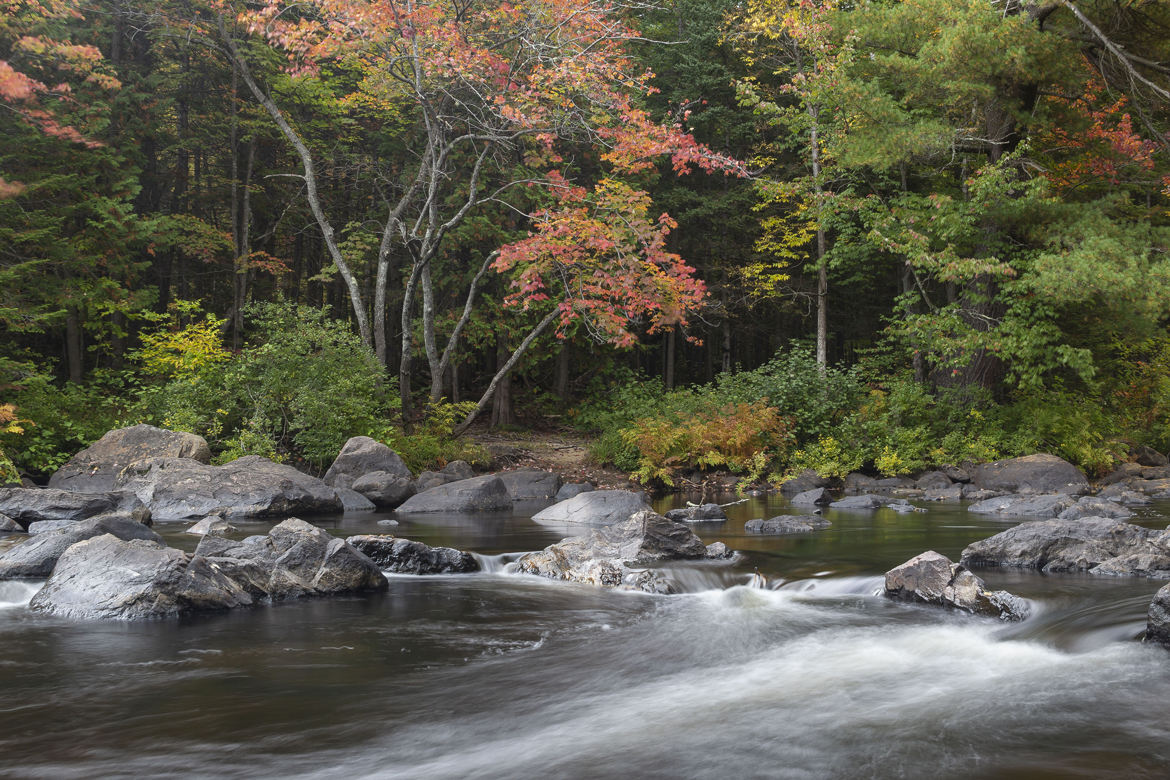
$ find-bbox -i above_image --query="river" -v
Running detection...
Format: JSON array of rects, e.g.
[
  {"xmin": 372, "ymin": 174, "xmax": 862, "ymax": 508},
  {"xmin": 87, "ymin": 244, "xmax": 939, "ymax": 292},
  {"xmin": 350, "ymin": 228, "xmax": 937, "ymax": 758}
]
[{"xmin": 1, "ymin": 496, "xmax": 1169, "ymax": 778}]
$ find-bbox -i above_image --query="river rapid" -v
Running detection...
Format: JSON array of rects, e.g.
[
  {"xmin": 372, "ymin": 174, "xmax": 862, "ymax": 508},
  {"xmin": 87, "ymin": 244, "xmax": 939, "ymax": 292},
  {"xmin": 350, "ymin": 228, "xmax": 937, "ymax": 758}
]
[{"xmin": 2, "ymin": 496, "xmax": 1170, "ymax": 779}]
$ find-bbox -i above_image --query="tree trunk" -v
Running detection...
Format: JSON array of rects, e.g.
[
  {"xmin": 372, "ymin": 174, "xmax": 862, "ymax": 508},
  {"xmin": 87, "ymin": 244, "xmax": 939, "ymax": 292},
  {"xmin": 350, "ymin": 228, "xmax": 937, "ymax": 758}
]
[
  {"xmin": 490, "ymin": 338, "xmax": 514, "ymax": 428},
  {"xmin": 810, "ymin": 105, "xmax": 828, "ymax": 371},
  {"xmin": 664, "ymin": 329, "xmax": 676, "ymax": 390},
  {"xmin": 555, "ymin": 341, "xmax": 571, "ymax": 400}
]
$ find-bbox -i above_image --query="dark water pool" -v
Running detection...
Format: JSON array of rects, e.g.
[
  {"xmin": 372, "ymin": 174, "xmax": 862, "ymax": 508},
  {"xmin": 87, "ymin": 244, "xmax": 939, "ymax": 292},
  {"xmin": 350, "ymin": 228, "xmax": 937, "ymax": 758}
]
[{"xmin": 2, "ymin": 495, "xmax": 1169, "ymax": 779}]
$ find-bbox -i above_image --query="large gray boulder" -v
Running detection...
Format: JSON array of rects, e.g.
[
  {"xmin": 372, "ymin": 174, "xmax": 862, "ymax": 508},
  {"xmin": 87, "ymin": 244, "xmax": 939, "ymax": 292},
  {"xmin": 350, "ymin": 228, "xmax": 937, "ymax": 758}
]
[
  {"xmin": 497, "ymin": 469, "xmax": 562, "ymax": 501},
  {"xmin": 395, "ymin": 475, "xmax": 511, "ymax": 513},
  {"xmin": 555, "ymin": 482, "xmax": 594, "ymax": 502},
  {"xmin": 0, "ymin": 487, "xmax": 148, "ymax": 530},
  {"xmin": 1056, "ymin": 496, "xmax": 1134, "ymax": 521},
  {"xmin": 29, "ymin": 535, "xmax": 252, "ymax": 619},
  {"xmin": 916, "ymin": 471, "xmax": 953, "ymax": 491},
  {"xmin": 884, "ymin": 550, "xmax": 1028, "ymax": 620},
  {"xmin": 664, "ymin": 503, "xmax": 728, "ymax": 523},
  {"xmin": 745, "ymin": 515, "xmax": 831, "ymax": 534},
  {"xmin": 515, "ymin": 510, "xmax": 722, "ymax": 594},
  {"xmin": 967, "ymin": 493, "xmax": 1077, "ymax": 519},
  {"xmin": 115, "ymin": 456, "xmax": 341, "ymax": 522},
  {"xmin": 530, "ymin": 489, "xmax": 651, "ymax": 526},
  {"xmin": 970, "ymin": 453, "xmax": 1089, "ymax": 496},
  {"xmin": 790, "ymin": 487, "xmax": 832, "ymax": 507},
  {"xmin": 333, "ymin": 487, "xmax": 376, "ymax": 512},
  {"xmin": 322, "ymin": 436, "xmax": 411, "ymax": 489},
  {"xmin": 1146, "ymin": 584, "xmax": 1170, "ymax": 648},
  {"xmin": 960, "ymin": 517, "xmax": 1158, "ymax": 574},
  {"xmin": 48, "ymin": 424, "xmax": 211, "ymax": 492},
  {"xmin": 0, "ymin": 512, "xmax": 161, "ymax": 579},
  {"xmin": 346, "ymin": 535, "xmax": 479, "ymax": 574},
  {"xmin": 830, "ymin": 494, "xmax": 884, "ymax": 510},
  {"xmin": 351, "ymin": 472, "xmax": 415, "ymax": 509},
  {"xmin": 780, "ymin": 469, "xmax": 829, "ymax": 495}
]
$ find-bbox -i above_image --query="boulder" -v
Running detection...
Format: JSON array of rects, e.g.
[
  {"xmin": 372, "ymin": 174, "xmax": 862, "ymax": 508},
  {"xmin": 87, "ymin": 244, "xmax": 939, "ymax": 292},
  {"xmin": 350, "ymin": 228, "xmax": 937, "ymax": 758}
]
[
  {"xmin": 745, "ymin": 515, "xmax": 831, "ymax": 534},
  {"xmin": 322, "ymin": 436, "xmax": 411, "ymax": 489},
  {"xmin": 706, "ymin": 542, "xmax": 734, "ymax": 559},
  {"xmin": 843, "ymin": 473, "xmax": 877, "ymax": 494},
  {"xmin": 1100, "ymin": 463, "xmax": 1144, "ymax": 486},
  {"xmin": 780, "ymin": 469, "xmax": 829, "ymax": 495},
  {"xmin": 29, "ymin": 535, "xmax": 252, "ymax": 619},
  {"xmin": 1056, "ymin": 496, "xmax": 1134, "ymax": 521},
  {"xmin": 515, "ymin": 510, "xmax": 723, "ymax": 594},
  {"xmin": 555, "ymin": 482, "xmax": 594, "ymax": 502},
  {"xmin": 395, "ymin": 475, "xmax": 511, "ymax": 514},
  {"xmin": 115, "ymin": 456, "xmax": 341, "ymax": 522},
  {"xmin": 941, "ymin": 465, "xmax": 971, "ymax": 483},
  {"xmin": 530, "ymin": 489, "xmax": 651, "ymax": 526},
  {"xmin": 790, "ymin": 487, "xmax": 832, "ymax": 507},
  {"xmin": 26, "ymin": 519, "xmax": 78, "ymax": 535},
  {"xmin": 1132, "ymin": 445, "xmax": 1168, "ymax": 468},
  {"xmin": 923, "ymin": 486, "xmax": 963, "ymax": 502},
  {"xmin": 0, "ymin": 512, "xmax": 161, "ymax": 579},
  {"xmin": 441, "ymin": 461, "xmax": 475, "ymax": 481},
  {"xmin": 334, "ymin": 487, "xmax": 376, "ymax": 513},
  {"xmin": 1145, "ymin": 583, "xmax": 1170, "ymax": 648},
  {"xmin": 48, "ymin": 424, "xmax": 211, "ymax": 493},
  {"xmin": 497, "ymin": 469, "xmax": 562, "ymax": 501},
  {"xmin": 412, "ymin": 461, "xmax": 478, "ymax": 493},
  {"xmin": 916, "ymin": 471, "xmax": 953, "ymax": 491},
  {"xmin": 351, "ymin": 472, "xmax": 415, "ymax": 509},
  {"xmin": 960, "ymin": 517, "xmax": 1156, "ymax": 574},
  {"xmin": 970, "ymin": 453, "xmax": 1089, "ymax": 496},
  {"xmin": 345, "ymin": 535, "xmax": 479, "ymax": 574},
  {"xmin": 1097, "ymin": 483, "xmax": 1153, "ymax": 505},
  {"xmin": 1123, "ymin": 477, "xmax": 1170, "ymax": 498},
  {"xmin": 966, "ymin": 493, "xmax": 1076, "ymax": 519},
  {"xmin": 194, "ymin": 518, "xmax": 387, "ymax": 601},
  {"xmin": 884, "ymin": 550, "xmax": 1027, "ymax": 620},
  {"xmin": 184, "ymin": 516, "xmax": 238, "ymax": 536},
  {"xmin": 830, "ymin": 494, "xmax": 884, "ymax": 511},
  {"xmin": 0, "ymin": 487, "xmax": 149, "ymax": 530},
  {"xmin": 664, "ymin": 503, "xmax": 728, "ymax": 523},
  {"xmin": 0, "ymin": 513, "xmax": 19, "ymax": 532},
  {"xmin": 961, "ymin": 485, "xmax": 1005, "ymax": 501},
  {"xmin": 886, "ymin": 499, "xmax": 925, "ymax": 514}
]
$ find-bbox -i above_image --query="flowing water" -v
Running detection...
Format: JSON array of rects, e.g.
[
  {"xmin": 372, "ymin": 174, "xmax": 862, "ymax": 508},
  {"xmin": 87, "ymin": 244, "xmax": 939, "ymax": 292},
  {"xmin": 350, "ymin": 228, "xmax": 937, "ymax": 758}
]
[{"xmin": 2, "ymin": 497, "xmax": 1170, "ymax": 778}]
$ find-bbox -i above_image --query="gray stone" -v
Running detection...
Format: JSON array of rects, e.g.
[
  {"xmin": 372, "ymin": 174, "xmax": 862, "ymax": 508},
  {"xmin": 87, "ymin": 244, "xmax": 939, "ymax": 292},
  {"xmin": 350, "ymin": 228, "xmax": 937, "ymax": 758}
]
[
  {"xmin": 1132, "ymin": 445, "xmax": 1168, "ymax": 468},
  {"xmin": 497, "ymin": 469, "xmax": 562, "ymax": 501},
  {"xmin": 790, "ymin": 487, "xmax": 832, "ymax": 507},
  {"xmin": 413, "ymin": 470, "xmax": 457, "ymax": 492},
  {"xmin": 745, "ymin": 515, "xmax": 831, "ymax": 534},
  {"xmin": 185, "ymin": 516, "xmax": 238, "ymax": 536},
  {"xmin": 1125, "ymin": 477, "xmax": 1170, "ymax": 498},
  {"xmin": 26, "ymin": 519, "xmax": 78, "ymax": 535},
  {"xmin": 664, "ymin": 503, "xmax": 728, "ymax": 523},
  {"xmin": 554, "ymin": 482, "xmax": 594, "ymax": 501},
  {"xmin": 843, "ymin": 473, "xmax": 877, "ymax": 494},
  {"xmin": 48, "ymin": 424, "xmax": 210, "ymax": 493},
  {"xmin": 916, "ymin": 471, "xmax": 953, "ymax": 491},
  {"xmin": 441, "ymin": 461, "xmax": 476, "ymax": 481},
  {"xmin": 884, "ymin": 550, "xmax": 1027, "ymax": 620},
  {"xmin": 1100, "ymin": 463, "xmax": 1143, "ymax": 485},
  {"xmin": 970, "ymin": 453, "xmax": 1089, "ymax": 496},
  {"xmin": 0, "ymin": 513, "xmax": 19, "ymax": 532},
  {"xmin": 351, "ymin": 472, "xmax": 415, "ymax": 509},
  {"xmin": 530, "ymin": 489, "xmax": 650, "ymax": 526},
  {"xmin": 830, "ymin": 494, "xmax": 884, "ymax": 510},
  {"xmin": 115, "ymin": 456, "xmax": 341, "ymax": 522},
  {"xmin": 396, "ymin": 475, "xmax": 511, "ymax": 513},
  {"xmin": 0, "ymin": 512, "xmax": 162, "ymax": 579},
  {"xmin": 960, "ymin": 517, "xmax": 1156, "ymax": 574},
  {"xmin": 322, "ymin": 436, "xmax": 412, "ymax": 488},
  {"xmin": 0, "ymin": 487, "xmax": 149, "ymax": 530},
  {"xmin": 1097, "ymin": 483, "xmax": 1152, "ymax": 505},
  {"xmin": 1145, "ymin": 583, "xmax": 1170, "ymax": 648},
  {"xmin": 1056, "ymin": 496, "xmax": 1134, "ymax": 521},
  {"xmin": 781, "ymin": 469, "xmax": 829, "ymax": 495},
  {"xmin": 334, "ymin": 487, "xmax": 376, "ymax": 512},
  {"xmin": 377, "ymin": 519, "xmax": 399, "ymax": 527},
  {"xmin": 705, "ymin": 542, "xmax": 733, "ymax": 559},
  {"xmin": 967, "ymin": 493, "xmax": 1076, "ymax": 519},
  {"xmin": 923, "ymin": 486, "xmax": 963, "ymax": 502},
  {"xmin": 961, "ymin": 485, "xmax": 1004, "ymax": 501},
  {"xmin": 941, "ymin": 465, "xmax": 971, "ymax": 483},
  {"xmin": 345, "ymin": 535, "xmax": 479, "ymax": 574},
  {"xmin": 515, "ymin": 510, "xmax": 723, "ymax": 594},
  {"xmin": 886, "ymin": 499, "xmax": 924, "ymax": 514}
]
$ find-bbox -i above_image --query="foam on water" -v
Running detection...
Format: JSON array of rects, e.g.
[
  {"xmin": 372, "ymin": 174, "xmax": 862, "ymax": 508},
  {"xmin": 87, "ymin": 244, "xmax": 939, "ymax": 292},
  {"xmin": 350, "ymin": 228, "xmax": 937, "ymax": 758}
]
[{"xmin": 0, "ymin": 580, "xmax": 40, "ymax": 609}]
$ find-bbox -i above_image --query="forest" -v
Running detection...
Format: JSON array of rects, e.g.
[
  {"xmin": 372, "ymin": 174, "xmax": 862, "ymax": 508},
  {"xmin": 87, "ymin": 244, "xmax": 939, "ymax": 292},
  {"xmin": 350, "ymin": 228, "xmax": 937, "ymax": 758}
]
[{"xmin": 3, "ymin": 0, "xmax": 1170, "ymax": 488}]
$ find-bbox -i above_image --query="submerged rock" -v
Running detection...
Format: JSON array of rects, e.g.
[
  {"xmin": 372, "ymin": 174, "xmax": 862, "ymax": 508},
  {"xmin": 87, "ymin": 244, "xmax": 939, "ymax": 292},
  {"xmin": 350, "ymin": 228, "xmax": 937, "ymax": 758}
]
[
  {"xmin": 745, "ymin": 515, "xmax": 831, "ymax": 535},
  {"xmin": 0, "ymin": 512, "xmax": 161, "ymax": 579},
  {"xmin": 884, "ymin": 550, "xmax": 1027, "ymax": 620},
  {"xmin": 115, "ymin": 456, "xmax": 341, "ymax": 522},
  {"xmin": 970, "ymin": 453, "xmax": 1089, "ymax": 496},
  {"xmin": 322, "ymin": 436, "xmax": 412, "ymax": 490},
  {"xmin": 516, "ymin": 510, "xmax": 726, "ymax": 594},
  {"xmin": 48, "ymin": 424, "xmax": 210, "ymax": 493},
  {"xmin": 664, "ymin": 503, "xmax": 728, "ymax": 523},
  {"xmin": 960, "ymin": 517, "xmax": 1165, "ymax": 575},
  {"xmin": 1056, "ymin": 496, "xmax": 1134, "ymax": 521},
  {"xmin": 966, "ymin": 493, "xmax": 1076, "ymax": 519},
  {"xmin": 346, "ymin": 535, "xmax": 479, "ymax": 574},
  {"xmin": 530, "ymin": 489, "xmax": 650, "ymax": 526},
  {"xmin": 395, "ymin": 475, "xmax": 511, "ymax": 513}
]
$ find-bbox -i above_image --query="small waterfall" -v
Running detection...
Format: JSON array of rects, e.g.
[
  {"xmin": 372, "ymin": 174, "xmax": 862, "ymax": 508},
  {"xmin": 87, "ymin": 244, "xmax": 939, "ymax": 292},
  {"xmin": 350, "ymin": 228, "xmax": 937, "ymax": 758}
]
[
  {"xmin": 0, "ymin": 580, "xmax": 41, "ymax": 609},
  {"xmin": 471, "ymin": 551, "xmax": 530, "ymax": 574},
  {"xmin": 778, "ymin": 575, "xmax": 885, "ymax": 597}
]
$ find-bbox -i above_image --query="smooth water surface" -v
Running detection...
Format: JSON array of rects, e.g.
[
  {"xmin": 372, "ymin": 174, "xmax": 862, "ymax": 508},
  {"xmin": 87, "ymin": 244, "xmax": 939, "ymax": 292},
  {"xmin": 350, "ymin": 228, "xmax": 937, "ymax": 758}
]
[{"xmin": 2, "ymin": 496, "xmax": 1170, "ymax": 779}]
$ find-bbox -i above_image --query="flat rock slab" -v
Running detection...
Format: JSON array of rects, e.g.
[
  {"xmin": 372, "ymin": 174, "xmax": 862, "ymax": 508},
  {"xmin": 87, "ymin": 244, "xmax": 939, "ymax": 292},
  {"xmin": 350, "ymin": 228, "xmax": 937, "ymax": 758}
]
[
  {"xmin": 0, "ymin": 513, "xmax": 161, "ymax": 579},
  {"xmin": 115, "ymin": 456, "xmax": 341, "ymax": 522},
  {"xmin": 48, "ymin": 424, "xmax": 210, "ymax": 492},
  {"xmin": 395, "ymin": 475, "xmax": 511, "ymax": 513},
  {"xmin": 664, "ymin": 503, "xmax": 728, "ymax": 523},
  {"xmin": 970, "ymin": 453, "xmax": 1089, "ymax": 496},
  {"xmin": 322, "ymin": 436, "xmax": 411, "ymax": 489},
  {"xmin": 960, "ymin": 517, "xmax": 1167, "ymax": 575},
  {"xmin": 745, "ymin": 515, "xmax": 831, "ymax": 534},
  {"xmin": 885, "ymin": 550, "xmax": 1027, "ymax": 620},
  {"xmin": 497, "ymin": 469, "xmax": 562, "ymax": 501},
  {"xmin": 531, "ymin": 489, "xmax": 651, "ymax": 526},
  {"xmin": 0, "ymin": 488, "xmax": 148, "ymax": 530},
  {"xmin": 346, "ymin": 535, "xmax": 479, "ymax": 574},
  {"xmin": 967, "ymin": 493, "xmax": 1076, "ymax": 519}
]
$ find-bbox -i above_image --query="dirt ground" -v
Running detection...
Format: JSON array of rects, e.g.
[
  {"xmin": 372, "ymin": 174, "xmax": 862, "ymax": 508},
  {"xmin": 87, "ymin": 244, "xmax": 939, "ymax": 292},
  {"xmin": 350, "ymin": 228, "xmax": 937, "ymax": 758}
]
[{"xmin": 469, "ymin": 428, "xmax": 636, "ymax": 490}]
